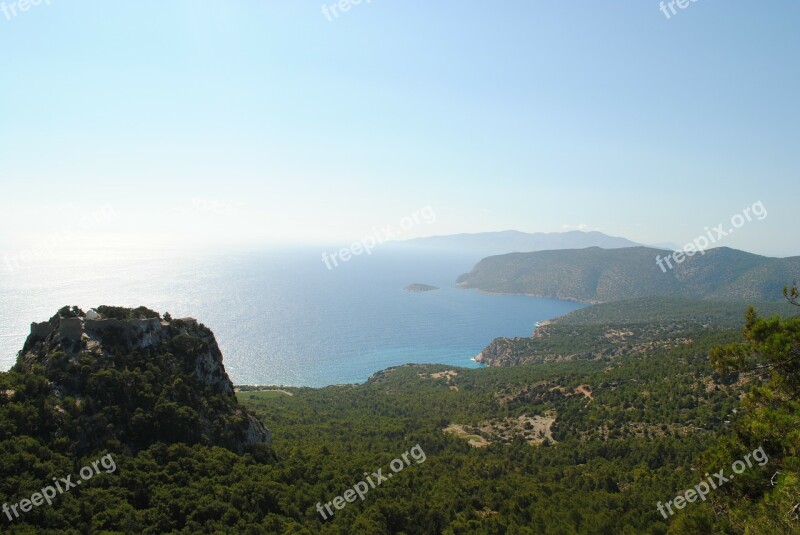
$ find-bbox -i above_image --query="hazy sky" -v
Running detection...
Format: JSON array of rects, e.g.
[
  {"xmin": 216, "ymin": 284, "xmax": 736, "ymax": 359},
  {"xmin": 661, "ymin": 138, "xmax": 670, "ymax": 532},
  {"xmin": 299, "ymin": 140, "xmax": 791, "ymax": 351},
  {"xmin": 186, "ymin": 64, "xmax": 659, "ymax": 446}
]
[{"xmin": 1, "ymin": 1, "xmax": 798, "ymax": 255}]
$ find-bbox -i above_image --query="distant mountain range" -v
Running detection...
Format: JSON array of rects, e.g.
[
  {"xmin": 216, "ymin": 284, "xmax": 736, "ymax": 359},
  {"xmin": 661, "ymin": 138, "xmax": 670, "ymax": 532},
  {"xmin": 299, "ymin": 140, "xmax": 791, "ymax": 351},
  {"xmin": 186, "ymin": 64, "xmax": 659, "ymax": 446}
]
[
  {"xmin": 393, "ymin": 230, "xmax": 641, "ymax": 258},
  {"xmin": 456, "ymin": 246, "xmax": 800, "ymax": 303}
]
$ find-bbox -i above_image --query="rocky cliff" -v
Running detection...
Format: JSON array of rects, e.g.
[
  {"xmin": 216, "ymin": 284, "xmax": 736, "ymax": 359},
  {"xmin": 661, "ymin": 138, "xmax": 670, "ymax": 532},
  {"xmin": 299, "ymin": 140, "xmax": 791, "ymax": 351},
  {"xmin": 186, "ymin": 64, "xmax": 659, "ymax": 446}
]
[{"xmin": 16, "ymin": 306, "xmax": 270, "ymax": 454}]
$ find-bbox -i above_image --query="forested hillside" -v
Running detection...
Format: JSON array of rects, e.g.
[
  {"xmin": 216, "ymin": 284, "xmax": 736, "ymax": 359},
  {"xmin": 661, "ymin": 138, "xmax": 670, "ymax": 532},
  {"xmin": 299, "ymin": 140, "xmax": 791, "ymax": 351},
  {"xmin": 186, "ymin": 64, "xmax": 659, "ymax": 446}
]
[
  {"xmin": 475, "ymin": 297, "xmax": 800, "ymax": 367},
  {"xmin": 1, "ymin": 301, "xmax": 796, "ymax": 533},
  {"xmin": 456, "ymin": 247, "xmax": 800, "ymax": 303}
]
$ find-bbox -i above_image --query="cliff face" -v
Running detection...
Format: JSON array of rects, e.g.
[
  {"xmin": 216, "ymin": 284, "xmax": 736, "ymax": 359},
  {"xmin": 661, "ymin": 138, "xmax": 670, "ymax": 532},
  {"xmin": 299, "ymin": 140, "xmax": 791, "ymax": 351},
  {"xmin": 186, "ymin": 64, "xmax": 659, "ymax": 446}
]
[
  {"xmin": 474, "ymin": 321, "xmax": 554, "ymax": 367},
  {"xmin": 17, "ymin": 307, "xmax": 270, "ymax": 454},
  {"xmin": 474, "ymin": 337, "xmax": 519, "ymax": 367}
]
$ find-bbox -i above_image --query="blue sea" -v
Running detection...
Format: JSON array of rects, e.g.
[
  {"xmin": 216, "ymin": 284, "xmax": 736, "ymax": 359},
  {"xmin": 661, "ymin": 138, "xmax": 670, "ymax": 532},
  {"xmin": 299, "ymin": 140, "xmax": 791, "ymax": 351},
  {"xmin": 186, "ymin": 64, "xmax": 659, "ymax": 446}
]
[{"xmin": 0, "ymin": 247, "xmax": 585, "ymax": 387}]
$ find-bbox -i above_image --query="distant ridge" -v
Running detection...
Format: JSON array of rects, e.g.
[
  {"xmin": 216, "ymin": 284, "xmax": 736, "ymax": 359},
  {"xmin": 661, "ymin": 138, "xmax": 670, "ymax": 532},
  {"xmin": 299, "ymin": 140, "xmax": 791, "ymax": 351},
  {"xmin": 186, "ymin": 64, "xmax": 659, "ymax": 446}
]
[
  {"xmin": 392, "ymin": 230, "xmax": 640, "ymax": 258},
  {"xmin": 457, "ymin": 246, "xmax": 800, "ymax": 303}
]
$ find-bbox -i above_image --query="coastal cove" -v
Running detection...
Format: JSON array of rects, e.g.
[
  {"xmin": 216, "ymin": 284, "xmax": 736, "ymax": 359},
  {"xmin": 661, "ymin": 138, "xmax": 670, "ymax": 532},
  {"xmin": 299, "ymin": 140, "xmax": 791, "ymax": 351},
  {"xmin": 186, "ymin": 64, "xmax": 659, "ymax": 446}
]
[{"xmin": 0, "ymin": 247, "xmax": 586, "ymax": 387}]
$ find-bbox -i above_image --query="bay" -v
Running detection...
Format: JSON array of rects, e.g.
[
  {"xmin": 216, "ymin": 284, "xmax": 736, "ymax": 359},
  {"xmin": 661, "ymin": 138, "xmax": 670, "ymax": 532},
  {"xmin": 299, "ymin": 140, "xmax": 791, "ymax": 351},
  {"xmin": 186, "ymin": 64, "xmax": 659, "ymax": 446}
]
[{"xmin": 0, "ymin": 247, "xmax": 585, "ymax": 386}]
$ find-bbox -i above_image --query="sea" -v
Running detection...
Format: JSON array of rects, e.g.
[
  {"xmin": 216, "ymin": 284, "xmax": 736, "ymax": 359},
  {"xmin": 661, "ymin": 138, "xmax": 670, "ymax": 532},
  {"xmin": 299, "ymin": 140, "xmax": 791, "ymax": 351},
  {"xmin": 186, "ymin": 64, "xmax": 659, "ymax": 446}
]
[{"xmin": 0, "ymin": 246, "xmax": 585, "ymax": 387}]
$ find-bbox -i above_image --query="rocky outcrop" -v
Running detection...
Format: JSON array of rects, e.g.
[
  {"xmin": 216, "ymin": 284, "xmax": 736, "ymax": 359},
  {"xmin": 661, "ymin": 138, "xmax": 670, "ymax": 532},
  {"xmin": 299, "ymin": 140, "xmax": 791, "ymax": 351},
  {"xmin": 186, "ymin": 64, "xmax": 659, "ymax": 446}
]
[
  {"xmin": 192, "ymin": 332, "xmax": 233, "ymax": 395},
  {"xmin": 18, "ymin": 306, "xmax": 270, "ymax": 454},
  {"xmin": 85, "ymin": 317, "xmax": 164, "ymax": 348},
  {"xmin": 24, "ymin": 312, "xmax": 233, "ymax": 394},
  {"xmin": 245, "ymin": 413, "xmax": 272, "ymax": 446},
  {"xmin": 474, "ymin": 337, "xmax": 519, "ymax": 367}
]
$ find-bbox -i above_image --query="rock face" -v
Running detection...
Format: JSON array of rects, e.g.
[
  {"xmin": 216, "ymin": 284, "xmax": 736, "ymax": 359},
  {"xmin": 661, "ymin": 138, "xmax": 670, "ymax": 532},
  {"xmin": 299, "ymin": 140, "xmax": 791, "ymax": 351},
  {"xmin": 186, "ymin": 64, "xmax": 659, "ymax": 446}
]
[
  {"xmin": 474, "ymin": 321, "xmax": 554, "ymax": 367},
  {"xmin": 85, "ymin": 317, "xmax": 165, "ymax": 348},
  {"xmin": 474, "ymin": 337, "xmax": 519, "ymax": 366},
  {"xmin": 25, "ymin": 313, "xmax": 233, "ymax": 394},
  {"xmin": 19, "ymin": 307, "xmax": 270, "ymax": 454}
]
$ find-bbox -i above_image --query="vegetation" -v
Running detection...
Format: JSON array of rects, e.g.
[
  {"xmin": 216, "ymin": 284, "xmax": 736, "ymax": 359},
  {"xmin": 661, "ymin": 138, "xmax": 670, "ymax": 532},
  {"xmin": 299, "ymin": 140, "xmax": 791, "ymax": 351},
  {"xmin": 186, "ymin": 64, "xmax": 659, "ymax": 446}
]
[
  {"xmin": 457, "ymin": 246, "xmax": 800, "ymax": 303},
  {"xmin": 0, "ymin": 299, "xmax": 797, "ymax": 533},
  {"xmin": 558, "ymin": 296, "xmax": 800, "ymax": 327},
  {"xmin": 700, "ymin": 306, "xmax": 800, "ymax": 533},
  {"xmin": 475, "ymin": 297, "xmax": 800, "ymax": 367},
  {"xmin": 94, "ymin": 306, "xmax": 162, "ymax": 320},
  {"xmin": 57, "ymin": 306, "xmax": 84, "ymax": 319},
  {"xmin": 10, "ymin": 307, "xmax": 268, "ymax": 458}
]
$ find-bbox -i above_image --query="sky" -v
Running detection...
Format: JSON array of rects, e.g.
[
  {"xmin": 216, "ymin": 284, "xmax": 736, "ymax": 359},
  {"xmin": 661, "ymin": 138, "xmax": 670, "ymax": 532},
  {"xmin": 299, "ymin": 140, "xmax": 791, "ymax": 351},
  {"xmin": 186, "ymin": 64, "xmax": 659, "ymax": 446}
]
[{"xmin": 0, "ymin": 1, "xmax": 798, "ymax": 256}]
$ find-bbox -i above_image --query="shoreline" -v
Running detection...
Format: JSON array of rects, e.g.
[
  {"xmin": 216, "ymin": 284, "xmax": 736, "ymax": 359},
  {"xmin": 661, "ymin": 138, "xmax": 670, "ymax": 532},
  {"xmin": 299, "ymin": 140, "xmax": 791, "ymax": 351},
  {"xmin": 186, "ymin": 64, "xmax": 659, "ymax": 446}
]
[
  {"xmin": 456, "ymin": 285, "xmax": 599, "ymax": 305},
  {"xmin": 232, "ymin": 293, "xmax": 579, "ymax": 389}
]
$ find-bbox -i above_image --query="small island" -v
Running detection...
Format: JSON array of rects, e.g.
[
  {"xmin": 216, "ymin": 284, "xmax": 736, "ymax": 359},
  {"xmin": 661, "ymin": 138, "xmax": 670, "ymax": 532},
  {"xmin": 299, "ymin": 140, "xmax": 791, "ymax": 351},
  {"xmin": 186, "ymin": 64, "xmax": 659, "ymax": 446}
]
[{"xmin": 404, "ymin": 283, "xmax": 439, "ymax": 292}]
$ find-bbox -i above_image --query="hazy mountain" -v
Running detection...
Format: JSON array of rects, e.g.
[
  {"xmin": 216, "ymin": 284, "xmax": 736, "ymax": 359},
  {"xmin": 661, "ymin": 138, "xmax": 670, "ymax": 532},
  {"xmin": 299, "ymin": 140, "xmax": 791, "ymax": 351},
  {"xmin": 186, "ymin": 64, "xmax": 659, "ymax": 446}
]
[
  {"xmin": 457, "ymin": 246, "xmax": 800, "ymax": 303},
  {"xmin": 391, "ymin": 230, "xmax": 640, "ymax": 258}
]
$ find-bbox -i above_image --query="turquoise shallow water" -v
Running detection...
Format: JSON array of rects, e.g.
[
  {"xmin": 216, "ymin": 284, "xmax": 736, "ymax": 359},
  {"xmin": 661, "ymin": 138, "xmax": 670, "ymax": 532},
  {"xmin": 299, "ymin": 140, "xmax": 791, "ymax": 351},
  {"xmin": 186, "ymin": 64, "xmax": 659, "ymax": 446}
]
[{"xmin": 0, "ymin": 247, "xmax": 585, "ymax": 387}]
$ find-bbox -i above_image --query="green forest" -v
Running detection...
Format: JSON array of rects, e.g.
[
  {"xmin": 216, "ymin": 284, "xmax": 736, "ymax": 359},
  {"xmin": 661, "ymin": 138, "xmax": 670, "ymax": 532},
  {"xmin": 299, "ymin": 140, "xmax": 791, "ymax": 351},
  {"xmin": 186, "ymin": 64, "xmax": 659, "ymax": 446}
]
[{"xmin": 0, "ymin": 296, "xmax": 798, "ymax": 534}]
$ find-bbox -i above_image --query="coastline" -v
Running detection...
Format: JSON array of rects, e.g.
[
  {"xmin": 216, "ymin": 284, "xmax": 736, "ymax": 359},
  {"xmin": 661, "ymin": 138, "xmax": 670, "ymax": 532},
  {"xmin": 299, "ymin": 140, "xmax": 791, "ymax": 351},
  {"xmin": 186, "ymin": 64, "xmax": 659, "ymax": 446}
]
[{"xmin": 455, "ymin": 285, "xmax": 599, "ymax": 305}]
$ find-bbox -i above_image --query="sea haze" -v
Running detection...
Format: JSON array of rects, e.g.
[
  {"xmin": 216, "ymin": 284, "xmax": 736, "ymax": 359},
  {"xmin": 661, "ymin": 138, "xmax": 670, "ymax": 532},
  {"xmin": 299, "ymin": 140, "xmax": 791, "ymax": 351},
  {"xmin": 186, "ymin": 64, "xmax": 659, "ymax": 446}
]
[{"xmin": 0, "ymin": 247, "xmax": 585, "ymax": 387}]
